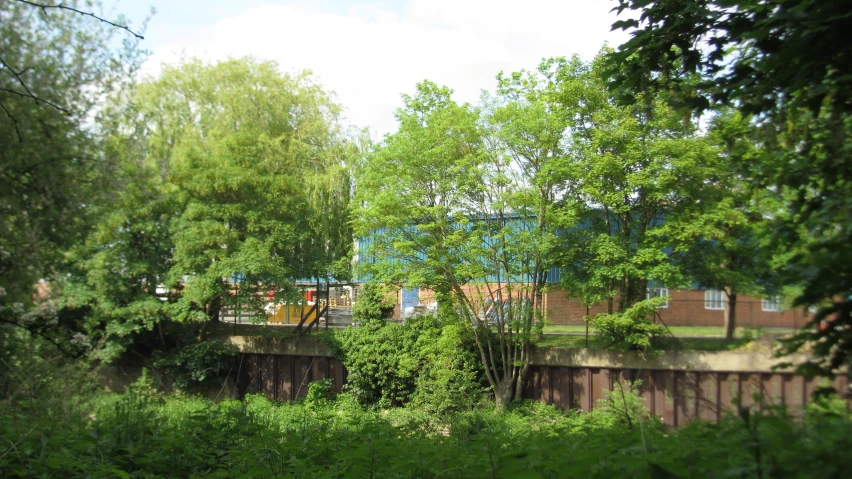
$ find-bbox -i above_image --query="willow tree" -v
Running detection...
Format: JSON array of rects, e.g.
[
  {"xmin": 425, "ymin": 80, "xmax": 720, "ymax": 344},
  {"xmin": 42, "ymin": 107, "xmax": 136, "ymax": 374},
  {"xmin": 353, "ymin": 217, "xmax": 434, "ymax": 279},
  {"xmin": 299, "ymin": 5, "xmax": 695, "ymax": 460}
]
[
  {"xmin": 355, "ymin": 79, "xmax": 563, "ymax": 407},
  {"xmin": 143, "ymin": 59, "xmax": 354, "ymax": 321},
  {"xmin": 61, "ymin": 58, "xmax": 356, "ymax": 359}
]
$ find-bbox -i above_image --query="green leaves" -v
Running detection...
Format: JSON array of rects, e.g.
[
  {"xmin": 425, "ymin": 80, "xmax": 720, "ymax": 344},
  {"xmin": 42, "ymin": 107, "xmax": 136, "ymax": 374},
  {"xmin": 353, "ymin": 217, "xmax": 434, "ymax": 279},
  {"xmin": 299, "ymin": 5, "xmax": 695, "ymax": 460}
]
[
  {"xmin": 611, "ymin": 0, "xmax": 852, "ymax": 375},
  {"xmin": 590, "ymin": 298, "xmax": 670, "ymax": 351},
  {"xmin": 52, "ymin": 57, "xmax": 359, "ymax": 361},
  {"xmin": 326, "ymin": 315, "xmax": 484, "ymax": 411},
  {"xmin": 6, "ymin": 387, "xmax": 852, "ymax": 478},
  {"xmin": 551, "ymin": 52, "xmax": 708, "ymax": 312}
]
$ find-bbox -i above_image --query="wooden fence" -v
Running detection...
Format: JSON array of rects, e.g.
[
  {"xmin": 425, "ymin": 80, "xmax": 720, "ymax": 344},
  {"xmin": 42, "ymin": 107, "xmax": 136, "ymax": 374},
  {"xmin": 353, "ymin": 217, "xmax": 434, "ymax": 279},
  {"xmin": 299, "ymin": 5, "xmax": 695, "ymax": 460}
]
[
  {"xmin": 522, "ymin": 365, "xmax": 848, "ymax": 427},
  {"xmin": 235, "ymin": 350, "xmax": 848, "ymax": 427},
  {"xmin": 238, "ymin": 353, "xmax": 347, "ymax": 402}
]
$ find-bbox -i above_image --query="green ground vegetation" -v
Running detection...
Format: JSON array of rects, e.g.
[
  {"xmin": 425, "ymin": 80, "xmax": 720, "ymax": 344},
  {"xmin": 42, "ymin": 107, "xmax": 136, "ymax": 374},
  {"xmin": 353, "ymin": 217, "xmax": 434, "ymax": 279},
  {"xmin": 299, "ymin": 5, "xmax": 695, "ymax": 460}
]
[
  {"xmin": 542, "ymin": 325, "xmax": 795, "ymax": 338},
  {"xmin": 533, "ymin": 334, "xmax": 755, "ymax": 352},
  {"xmin": 2, "ymin": 369, "xmax": 849, "ymax": 479},
  {"xmin": 211, "ymin": 321, "xmax": 775, "ymax": 353}
]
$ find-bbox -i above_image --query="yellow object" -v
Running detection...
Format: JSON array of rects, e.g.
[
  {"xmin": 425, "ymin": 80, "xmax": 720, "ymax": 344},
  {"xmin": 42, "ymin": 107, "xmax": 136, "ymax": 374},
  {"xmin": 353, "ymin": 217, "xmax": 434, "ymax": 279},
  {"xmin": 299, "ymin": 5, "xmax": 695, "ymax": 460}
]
[{"xmin": 267, "ymin": 304, "xmax": 317, "ymax": 324}]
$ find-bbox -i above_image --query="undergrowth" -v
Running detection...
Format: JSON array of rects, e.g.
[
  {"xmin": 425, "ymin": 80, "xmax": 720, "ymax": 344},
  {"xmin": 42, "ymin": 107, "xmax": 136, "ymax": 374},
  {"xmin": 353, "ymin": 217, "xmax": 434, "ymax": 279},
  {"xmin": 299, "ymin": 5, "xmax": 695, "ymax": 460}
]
[{"xmin": 1, "ymin": 374, "xmax": 850, "ymax": 478}]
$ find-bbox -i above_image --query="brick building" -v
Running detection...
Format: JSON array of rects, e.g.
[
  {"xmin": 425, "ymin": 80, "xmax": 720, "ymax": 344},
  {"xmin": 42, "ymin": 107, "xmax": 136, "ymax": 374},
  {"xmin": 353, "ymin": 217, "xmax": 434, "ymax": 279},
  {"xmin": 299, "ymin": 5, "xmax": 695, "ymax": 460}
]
[
  {"xmin": 389, "ymin": 285, "xmax": 813, "ymax": 330},
  {"xmin": 541, "ymin": 288, "xmax": 813, "ymax": 329}
]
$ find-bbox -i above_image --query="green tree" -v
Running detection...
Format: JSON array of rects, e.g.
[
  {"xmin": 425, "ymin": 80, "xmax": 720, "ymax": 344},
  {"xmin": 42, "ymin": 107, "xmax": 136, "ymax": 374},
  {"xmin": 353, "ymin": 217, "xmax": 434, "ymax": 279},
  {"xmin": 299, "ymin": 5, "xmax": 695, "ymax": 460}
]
[
  {"xmin": 355, "ymin": 80, "xmax": 557, "ymax": 407},
  {"xmin": 0, "ymin": 0, "xmax": 146, "ymax": 356},
  {"xmin": 59, "ymin": 58, "xmax": 357, "ymax": 361},
  {"xmin": 611, "ymin": 0, "xmax": 852, "ymax": 375},
  {"xmin": 552, "ymin": 54, "xmax": 710, "ymax": 314},
  {"xmin": 666, "ymin": 112, "xmax": 777, "ymax": 340}
]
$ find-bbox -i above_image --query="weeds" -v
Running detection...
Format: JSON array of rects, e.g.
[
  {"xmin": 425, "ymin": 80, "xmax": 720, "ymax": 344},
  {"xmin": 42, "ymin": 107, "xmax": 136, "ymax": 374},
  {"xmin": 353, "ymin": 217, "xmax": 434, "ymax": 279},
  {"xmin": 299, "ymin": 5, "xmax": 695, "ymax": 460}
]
[{"xmin": 0, "ymin": 377, "xmax": 850, "ymax": 477}]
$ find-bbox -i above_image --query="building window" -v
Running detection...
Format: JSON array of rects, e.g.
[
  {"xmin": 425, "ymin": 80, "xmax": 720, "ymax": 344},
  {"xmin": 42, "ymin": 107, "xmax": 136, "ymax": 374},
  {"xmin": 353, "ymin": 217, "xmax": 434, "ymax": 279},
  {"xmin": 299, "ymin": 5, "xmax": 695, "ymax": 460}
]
[
  {"xmin": 646, "ymin": 287, "xmax": 669, "ymax": 308},
  {"xmin": 762, "ymin": 295, "xmax": 782, "ymax": 312},
  {"xmin": 705, "ymin": 290, "xmax": 725, "ymax": 310}
]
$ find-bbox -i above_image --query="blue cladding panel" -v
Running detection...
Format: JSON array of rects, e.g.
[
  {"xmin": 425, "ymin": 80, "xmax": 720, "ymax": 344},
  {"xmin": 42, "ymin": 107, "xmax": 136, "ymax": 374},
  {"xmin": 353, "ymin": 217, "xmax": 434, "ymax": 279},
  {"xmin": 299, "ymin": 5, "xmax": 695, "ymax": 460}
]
[{"xmin": 401, "ymin": 288, "xmax": 419, "ymax": 309}]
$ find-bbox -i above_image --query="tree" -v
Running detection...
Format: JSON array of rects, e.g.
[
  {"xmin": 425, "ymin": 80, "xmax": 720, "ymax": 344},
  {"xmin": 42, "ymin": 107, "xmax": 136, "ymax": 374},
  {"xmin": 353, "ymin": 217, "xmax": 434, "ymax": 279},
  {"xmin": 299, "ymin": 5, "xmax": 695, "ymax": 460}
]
[
  {"xmin": 611, "ymin": 0, "xmax": 852, "ymax": 375},
  {"xmin": 552, "ymin": 53, "xmax": 710, "ymax": 315},
  {"xmin": 59, "ymin": 58, "xmax": 357, "ymax": 360},
  {"xmin": 0, "ymin": 0, "xmax": 146, "ymax": 356},
  {"xmin": 355, "ymin": 80, "xmax": 558, "ymax": 407},
  {"xmin": 666, "ymin": 112, "xmax": 777, "ymax": 340}
]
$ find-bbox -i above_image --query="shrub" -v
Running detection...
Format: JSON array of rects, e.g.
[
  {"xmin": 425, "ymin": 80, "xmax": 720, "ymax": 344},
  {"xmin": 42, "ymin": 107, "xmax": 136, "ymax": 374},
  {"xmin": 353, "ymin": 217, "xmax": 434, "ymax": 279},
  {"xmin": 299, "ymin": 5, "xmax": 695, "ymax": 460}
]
[
  {"xmin": 305, "ymin": 378, "xmax": 336, "ymax": 407},
  {"xmin": 351, "ymin": 282, "xmax": 396, "ymax": 321},
  {"xmin": 153, "ymin": 339, "xmax": 239, "ymax": 390},
  {"xmin": 589, "ymin": 297, "xmax": 669, "ymax": 351},
  {"xmin": 326, "ymin": 315, "xmax": 485, "ymax": 411}
]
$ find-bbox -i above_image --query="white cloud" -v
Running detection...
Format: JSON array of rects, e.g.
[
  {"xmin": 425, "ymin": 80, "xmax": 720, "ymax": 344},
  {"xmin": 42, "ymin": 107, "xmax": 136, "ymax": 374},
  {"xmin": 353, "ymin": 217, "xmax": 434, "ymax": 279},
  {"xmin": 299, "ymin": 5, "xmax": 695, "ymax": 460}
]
[{"xmin": 144, "ymin": 0, "xmax": 628, "ymax": 137}]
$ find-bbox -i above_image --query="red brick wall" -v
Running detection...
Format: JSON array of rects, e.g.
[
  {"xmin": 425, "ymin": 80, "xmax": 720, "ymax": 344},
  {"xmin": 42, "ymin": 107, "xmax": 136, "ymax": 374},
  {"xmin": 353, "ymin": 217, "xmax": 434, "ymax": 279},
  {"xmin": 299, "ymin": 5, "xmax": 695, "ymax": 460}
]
[
  {"xmin": 386, "ymin": 284, "xmax": 814, "ymax": 330},
  {"xmin": 542, "ymin": 292, "xmax": 608, "ymax": 325},
  {"xmin": 544, "ymin": 288, "xmax": 814, "ymax": 329}
]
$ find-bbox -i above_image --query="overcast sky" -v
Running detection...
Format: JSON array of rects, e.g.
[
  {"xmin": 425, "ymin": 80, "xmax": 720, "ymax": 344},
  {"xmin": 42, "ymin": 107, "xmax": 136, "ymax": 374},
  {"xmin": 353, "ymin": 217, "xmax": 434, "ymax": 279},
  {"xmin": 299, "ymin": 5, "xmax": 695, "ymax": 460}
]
[{"xmin": 113, "ymin": 0, "xmax": 629, "ymax": 137}]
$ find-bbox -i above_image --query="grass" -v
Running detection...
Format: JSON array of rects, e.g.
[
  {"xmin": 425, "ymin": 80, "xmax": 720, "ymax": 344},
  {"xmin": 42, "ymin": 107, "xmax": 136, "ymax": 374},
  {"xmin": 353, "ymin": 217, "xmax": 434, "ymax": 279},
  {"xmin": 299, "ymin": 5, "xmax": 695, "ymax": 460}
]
[
  {"xmin": 543, "ymin": 324, "xmax": 796, "ymax": 337},
  {"xmin": 531, "ymin": 333, "xmax": 755, "ymax": 351},
  {"xmin": 210, "ymin": 321, "xmax": 778, "ymax": 352}
]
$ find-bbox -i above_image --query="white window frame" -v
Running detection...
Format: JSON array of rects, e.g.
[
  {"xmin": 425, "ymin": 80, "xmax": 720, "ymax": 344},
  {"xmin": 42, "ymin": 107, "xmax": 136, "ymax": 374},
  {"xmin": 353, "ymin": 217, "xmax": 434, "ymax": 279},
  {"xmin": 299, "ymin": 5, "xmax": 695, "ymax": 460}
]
[
  {"xmin": 646, "ymin": 287, "xmax": 669, "ymax": 308},
  {"xmin": 762, "ymin": 295, "xmax": 782, "ymax": 312},
  {"xmin": 704, "ymin": 290, "xmax": 725, "ymax": 310}
]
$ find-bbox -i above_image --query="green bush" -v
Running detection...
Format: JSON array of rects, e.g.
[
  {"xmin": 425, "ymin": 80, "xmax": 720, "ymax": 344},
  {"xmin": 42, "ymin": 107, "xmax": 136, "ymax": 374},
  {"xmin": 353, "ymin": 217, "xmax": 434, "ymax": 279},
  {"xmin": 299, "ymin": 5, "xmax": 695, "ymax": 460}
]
[
  {"xmin": 325, "ymin": 315, "xmax": 485, "ymax": 411},
  {"xmin": 351, "ymin": 282, "xmax": 396, "ymax": 321},
  {"xmin": 589, "ymin": 297, "xmax": 670, "ymax": 351},
  {"xmin": 305, "ymin": 378, "xmax": 336, "ymax": 407},
  {"xmin": 153, "ymin": 339, "xmax": 239, "ymax": 390}
]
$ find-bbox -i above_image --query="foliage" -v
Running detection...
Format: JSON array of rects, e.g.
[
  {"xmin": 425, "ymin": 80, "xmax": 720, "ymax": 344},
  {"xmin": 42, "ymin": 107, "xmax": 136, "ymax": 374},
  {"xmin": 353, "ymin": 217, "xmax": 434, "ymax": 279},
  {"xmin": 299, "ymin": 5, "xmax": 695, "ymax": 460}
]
[
  {"xmin": 662, "ymin": 110, "xmax": 777, "ymax": 339},
  {"xmin": 610, "ymin": 0, "xmax": 852, "ymax": 375},
  {"xmin": 0, "ymin": 0, "xmax": 146, "ymax": 354},
  {"xmin": 325, "ymin": 315, "xmax": 485, "ymax": 411},
  {"xmin": 2, "ymin": 385, "xmax": 851, "ymax": 478},
  {"xmin": 351, "ymin": 282, "xmax": 396, "ymax": 321},
  {"xmin": 52, "ymin": 57, "xmax": 358, "ymax": 362},
  {"xmin": 304, "ymin": 378, "xmax": 336, "ymax": 407},
  {"xmin": 589, "ymin": 298, "xmax": 670, "ymax": 351},
  {"xmin": 590, "ymin": 379, "xmax": 656, "ymax": 429},
  {"xmin": 552, "ymin": 52, "xmax": 711, "ymax": 312},
  {"xmin": 356, "ymin": 77, "xmax": 561, "ymax": 406},
  {"xmin": 153, "ymin": 340, "xmax": 239, "ymax": 391}
]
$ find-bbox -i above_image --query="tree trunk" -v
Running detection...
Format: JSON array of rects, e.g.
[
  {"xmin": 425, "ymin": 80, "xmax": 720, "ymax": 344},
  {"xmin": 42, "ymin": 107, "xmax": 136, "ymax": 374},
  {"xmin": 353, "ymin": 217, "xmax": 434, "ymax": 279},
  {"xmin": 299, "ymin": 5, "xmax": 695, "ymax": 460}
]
[
  {"xmin": 207, "ymin": 293, "xmax": 222, "ymax": 323},
  {"xmin": 494, "ymin": 381, "xmax": 514, "ymax": 410},
  {"xmin": 156, "ymin": 321, "xmax": 168, "ymax": 351},
  {"xmin": 724, "ymin": 289, "xmax": 737, "ymax": 341}
]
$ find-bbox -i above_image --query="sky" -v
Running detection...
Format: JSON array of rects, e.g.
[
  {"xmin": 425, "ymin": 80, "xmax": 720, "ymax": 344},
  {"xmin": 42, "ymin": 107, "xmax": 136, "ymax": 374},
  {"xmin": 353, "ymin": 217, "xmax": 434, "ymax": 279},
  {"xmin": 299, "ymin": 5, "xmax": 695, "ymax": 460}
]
[{"xmin": 110, "ymin": 0, "xmax": 629, "ymax": 137}]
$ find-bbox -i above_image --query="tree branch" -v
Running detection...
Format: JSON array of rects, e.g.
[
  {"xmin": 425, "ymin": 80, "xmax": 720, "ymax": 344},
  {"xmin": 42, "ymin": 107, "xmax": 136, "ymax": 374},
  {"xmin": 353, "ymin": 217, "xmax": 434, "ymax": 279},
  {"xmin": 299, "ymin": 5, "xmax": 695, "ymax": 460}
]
[
  {"xmin": 0, "ymin": 317, "xmax": 86, "ymax": 360},
  {"xmin": 15, "ymin": 0, "xmax": 145, "ymax": 39},
  {"xmin": 0, "ymin": 100, "xmax": 22, "ymax": 143},
  {"xmin": 0, "ymin": 2, "xmax": 145, "ymax": 137},
  {"xmin": 0, "ymin": 87, "xmax": 70, "ymax": 115}
]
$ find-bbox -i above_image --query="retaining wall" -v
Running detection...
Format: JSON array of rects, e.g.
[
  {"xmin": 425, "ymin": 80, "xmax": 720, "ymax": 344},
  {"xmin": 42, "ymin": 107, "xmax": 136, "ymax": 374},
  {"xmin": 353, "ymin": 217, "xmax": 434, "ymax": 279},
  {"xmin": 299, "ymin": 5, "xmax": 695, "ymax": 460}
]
[{"xmin": 230, "ymin": 336, "xmax": 848, "ymax": 426}]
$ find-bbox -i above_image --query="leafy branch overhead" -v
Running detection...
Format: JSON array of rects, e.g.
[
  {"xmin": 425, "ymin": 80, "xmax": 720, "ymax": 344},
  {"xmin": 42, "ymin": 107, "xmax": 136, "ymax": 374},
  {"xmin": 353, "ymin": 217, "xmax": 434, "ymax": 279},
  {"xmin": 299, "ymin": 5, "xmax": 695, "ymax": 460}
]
[
  {"xmin": 611, "ymin": 0, "xmax": 852, "ymax": 376},
  {"xmin": 0, "ymin": 0, "xmax": 145, "ymax": 142}
]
